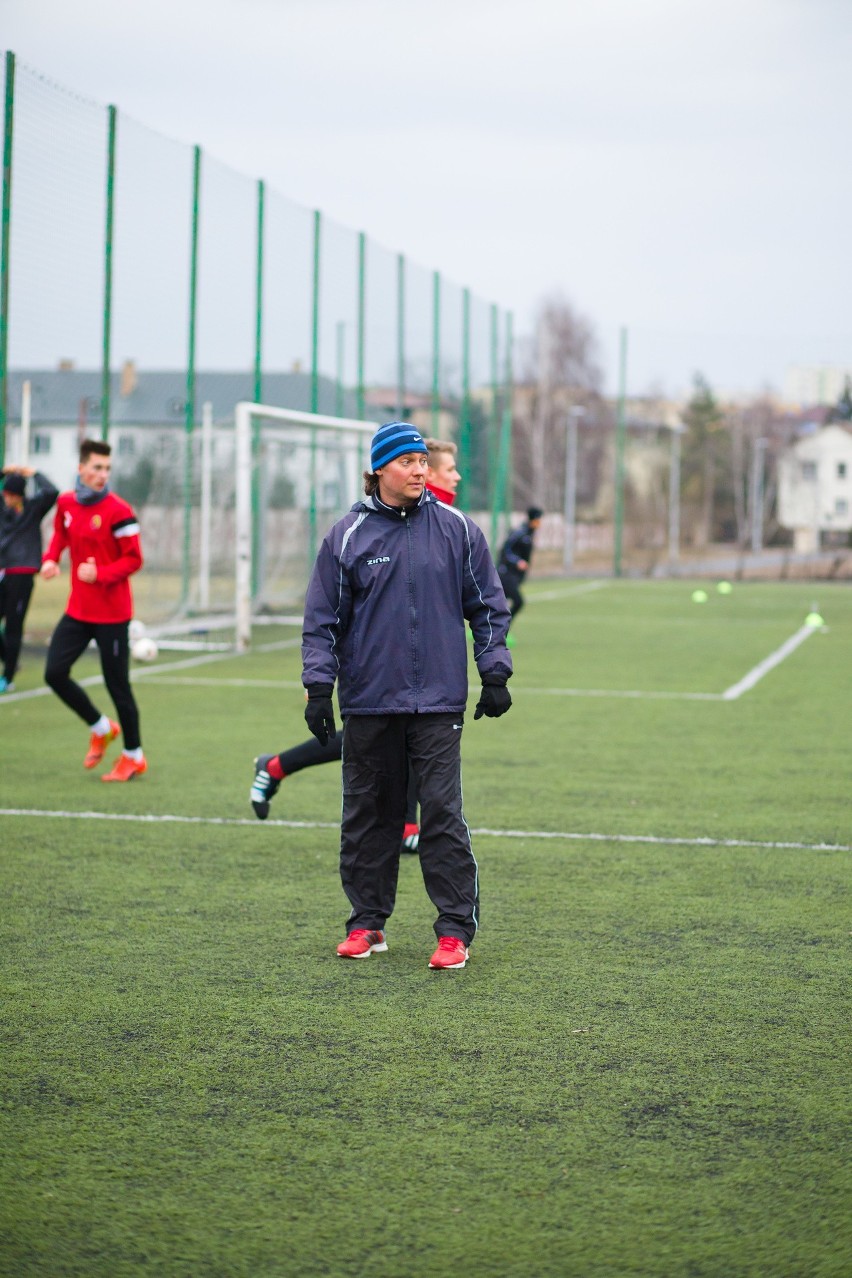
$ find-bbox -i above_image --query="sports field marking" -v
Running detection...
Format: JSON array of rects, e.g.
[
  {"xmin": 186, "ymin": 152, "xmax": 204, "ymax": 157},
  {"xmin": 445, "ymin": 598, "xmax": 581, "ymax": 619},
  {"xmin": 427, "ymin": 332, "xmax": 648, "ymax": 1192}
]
[
  {"xmin": 720, "ymin": 623, "xmax": 818, "ymax": 700},
  {"xmin": 0, "ymin": 637, "xmax": 301, "ymax": 704},
  {"xmin": 529, "ymin": 580, "xmax": 609, "ymax": 602},
  {"xmin": 2, "ymin": 808, "xmax": 848, "ymax": 853},
  {"xmin": 0, "ymin": 619, "xmax": 823, "ymax": 707}
]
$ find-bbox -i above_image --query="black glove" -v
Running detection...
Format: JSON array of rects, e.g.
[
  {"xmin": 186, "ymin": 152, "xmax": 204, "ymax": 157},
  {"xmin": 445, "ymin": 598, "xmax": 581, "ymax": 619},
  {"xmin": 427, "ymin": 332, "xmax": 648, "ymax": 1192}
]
[
  {"xmin": 474, "ymin": 675, "xmax": 512, "ymax": 720},
  {"xmin": 305, "ymin": 683, "xmax": 337, "ymax": 745}
]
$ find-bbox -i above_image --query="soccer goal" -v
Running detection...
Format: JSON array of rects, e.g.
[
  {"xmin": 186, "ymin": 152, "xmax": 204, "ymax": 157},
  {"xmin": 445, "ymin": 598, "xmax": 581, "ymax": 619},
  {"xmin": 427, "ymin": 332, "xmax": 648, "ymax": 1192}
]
[{"xmin": 233, "ymin": 402, "xmax": 376, "ymax": 651}]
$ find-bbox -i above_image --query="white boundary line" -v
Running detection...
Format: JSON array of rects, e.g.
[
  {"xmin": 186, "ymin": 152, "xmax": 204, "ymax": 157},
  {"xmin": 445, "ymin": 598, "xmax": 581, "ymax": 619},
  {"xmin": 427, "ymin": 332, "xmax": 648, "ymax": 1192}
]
[
  {"xmin": 0, "ymin": 618, "xmax": 824, "ymax": 707},
  {"xmin": 528, "ymin": 580, "xmax": 609, "ymax": 602},
  {"xmin": 1, "ymin": 808, "xmax": 848, "ymax": 852},
  {"xmin": 721, "ymin": 624, "xmax": 817, "ymax": 700}
]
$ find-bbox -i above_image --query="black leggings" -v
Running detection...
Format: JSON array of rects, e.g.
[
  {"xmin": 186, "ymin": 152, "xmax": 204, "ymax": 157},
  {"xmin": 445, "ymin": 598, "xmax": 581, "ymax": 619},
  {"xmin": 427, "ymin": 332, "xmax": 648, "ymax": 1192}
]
[
  {"xmin": 45, "ymin": 614, "xmax": 141, "ymax": 749},
  {"xmin": 0, "ymin": 572, "xmax": 35, "ymax": 681}
]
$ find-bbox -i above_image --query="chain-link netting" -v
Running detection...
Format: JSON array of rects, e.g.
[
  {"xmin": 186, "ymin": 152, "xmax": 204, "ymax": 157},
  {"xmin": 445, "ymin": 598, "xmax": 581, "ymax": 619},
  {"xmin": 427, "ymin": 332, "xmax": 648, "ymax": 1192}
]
[{"xmin": 0, "ymin": 53, "xmax": 513, "ymax": 636}]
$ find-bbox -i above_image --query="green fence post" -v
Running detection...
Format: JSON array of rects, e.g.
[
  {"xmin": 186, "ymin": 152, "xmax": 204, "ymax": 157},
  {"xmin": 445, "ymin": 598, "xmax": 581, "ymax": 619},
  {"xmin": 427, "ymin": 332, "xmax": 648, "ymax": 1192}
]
[
  {"xmin": 613, "ymin": 325, "xmax": 628, "ymax": 577},
  {"xmin": 396, "ymin": 252, "xmax": 405, "ymax": 419},
  {"xmin": 357, "ymin": 231, "xmax": 366, "ymax": 423},
  {"xmin": 489, "ymin": 302, "xmax": 500, "ymax": 516},
  {"xmin": 335, "ymin": 320, "xmax": 345, "ymax": 419},
  {"xmin": 251, "ymin": 177, "xmax": 265, "ymax": 599},
  {"xmin": 431, "ymin": 270, "xmax": 441, "ymax": 435},
  {"xmin": 491, "ymin": 310, "xmax": 514, "ymax": 549},
  {"xmin": 101, "ymin": 105, "xmax": 117, "ymax": 442},
  {"xmin": 182, "ymin": 144, "xmax": 201, "ymax": 609},
  {"xmin": 460, "ymin": 287, "xmax": 471, "ymax": 497},
  {"xmin": 0, "ymin": 51, "xmax": 16, "ymax": 465},
  {"xmin": 310, "ymin": 209, "xmax": 321, "ymax": 415}
]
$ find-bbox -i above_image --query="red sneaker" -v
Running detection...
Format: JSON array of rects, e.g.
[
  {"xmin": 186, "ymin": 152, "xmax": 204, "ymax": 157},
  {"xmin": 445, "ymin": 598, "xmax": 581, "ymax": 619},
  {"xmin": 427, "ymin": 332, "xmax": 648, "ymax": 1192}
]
[
  {"xmin": 101, "ymin": 754, "xmax": 148, "ymax": 782},
  {"xmin": 84, "ymin": 719, "xmax": 120, "ymax": 769},
  {"xmin": 429, "ymin": 937, "xmax": 470, "ymax": 970},
  {"xmin": 337, "ymin": 929, "xmax": 388, "ymax": 959}
]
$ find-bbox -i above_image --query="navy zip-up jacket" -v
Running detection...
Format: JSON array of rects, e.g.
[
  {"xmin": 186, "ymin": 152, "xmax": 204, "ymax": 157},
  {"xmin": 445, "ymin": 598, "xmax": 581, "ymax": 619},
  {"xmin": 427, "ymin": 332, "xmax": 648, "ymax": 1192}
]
[
  {"xmin": 0, "ymin": 472, "xmax": 59, "ymax": 571},
  {"xmin": 302, "ymin": 489, "xmax": 512, "ymax": 715}
]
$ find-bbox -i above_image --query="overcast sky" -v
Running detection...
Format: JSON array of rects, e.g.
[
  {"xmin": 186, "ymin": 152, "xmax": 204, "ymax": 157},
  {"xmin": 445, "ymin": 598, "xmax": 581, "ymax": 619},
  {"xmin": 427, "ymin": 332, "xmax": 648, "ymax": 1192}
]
[{"xmin": 3, "ymin": 0, "xmax": 851, "ymax": 397}]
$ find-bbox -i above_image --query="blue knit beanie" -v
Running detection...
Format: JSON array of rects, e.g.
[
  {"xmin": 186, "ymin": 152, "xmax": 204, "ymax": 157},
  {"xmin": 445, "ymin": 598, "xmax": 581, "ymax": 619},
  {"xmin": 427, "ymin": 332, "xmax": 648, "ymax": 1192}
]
[{"xmin": 370, "ymin": 421, "xmax": 428, "ymax": 471}]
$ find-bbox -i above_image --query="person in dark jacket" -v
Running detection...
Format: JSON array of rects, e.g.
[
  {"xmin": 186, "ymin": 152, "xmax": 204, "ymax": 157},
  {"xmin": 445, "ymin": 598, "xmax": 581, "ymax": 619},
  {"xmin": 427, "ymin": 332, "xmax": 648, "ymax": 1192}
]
[
  {"xmin": 0, "ymin": 466, "xmax": 59, "ymax": 691},
  {"xmin": 497, "ymin": 506, "xmax": 543, "ymax": 624},
  {"xmin": 249, "ymin": 439, "xmax": 463, "ymax": 858},
  {"xmin": 301, "ymin": 422, "xmax": 512, "ymax": 970}
]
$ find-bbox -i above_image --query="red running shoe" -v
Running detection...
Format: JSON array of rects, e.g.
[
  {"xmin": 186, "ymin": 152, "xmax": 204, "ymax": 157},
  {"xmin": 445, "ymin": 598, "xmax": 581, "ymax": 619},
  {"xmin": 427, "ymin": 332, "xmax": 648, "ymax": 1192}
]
[
  {"xmin": 428, "ymin": 936, "xmax": 470, "ymax": 970},
  {"xmin": 337, "ymin": 929, "xmax": 388, "ymax": 959},
  {"xmin": 84, "ymin": 719, "xmax": 120, "ymax": 769}
]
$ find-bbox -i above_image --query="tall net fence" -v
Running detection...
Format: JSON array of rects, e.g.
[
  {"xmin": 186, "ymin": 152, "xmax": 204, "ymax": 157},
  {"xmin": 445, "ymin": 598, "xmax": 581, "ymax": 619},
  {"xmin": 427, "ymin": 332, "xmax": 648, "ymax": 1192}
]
[{"xmin": 0, "ymin": 53, "xmax": 514, "ymax": 637}]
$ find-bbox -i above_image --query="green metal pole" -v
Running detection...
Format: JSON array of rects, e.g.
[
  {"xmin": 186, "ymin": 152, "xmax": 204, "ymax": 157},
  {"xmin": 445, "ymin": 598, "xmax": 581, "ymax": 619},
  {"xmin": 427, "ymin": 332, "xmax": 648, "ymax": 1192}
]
[
  {"xmin": 396, "ymin": 252, "xmax": 405, "ymax": 419},
  {"xmin": 491, "ymin": 310, "xmax": 513, "ymax": 549},
  {"xmin": 335, "ymin": 320, "xmax": 345, "ymax": 419},
  {"xmin": 613, "ymin": 325, "xmax": 628, "ymax": 577},
  {"xmin": 101, "ymin": 105, "xmax": 117, "ymax": 442},
  {"xmin": 460, "ymin": 287, "xmax": 471, "ymax": 497},
  {"xmin": 489, "ymin": 302, "xmax": 499, "ymax": 516},
  {"xmin": 182, "ymin": 144, "xmax": 201, "ymax": 608},
  {"xmin": 310, "ymin": 209, "xmax": 321, "ymax": 415},
  {"xmin": 253, "ymin": 179, "xmax": 264, "ymax": 405},
  {"xmin": 0, "ymin": 51, "xmax": 16, "ymax": 464},
  {"xmin": 251, "ymin": 178, "xmax": 265, "ymax": 598},
  {"xmin": 431, "ymin": 270, "xmax": 441, "ymax": 435},
  {"xmin": 308, "ymin": 210, "xmax": 322, "ymax": 564},
  {"xmin": 357, "ymin": 231, "xmax": 366, "ymax": 423}
]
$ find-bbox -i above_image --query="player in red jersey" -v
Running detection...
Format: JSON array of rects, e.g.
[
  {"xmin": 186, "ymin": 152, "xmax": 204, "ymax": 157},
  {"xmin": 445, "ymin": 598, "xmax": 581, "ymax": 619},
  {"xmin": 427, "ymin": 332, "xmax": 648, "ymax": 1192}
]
[{"xmin": 41, "ymin": 439, "xmax": 148, "ymax": 781}]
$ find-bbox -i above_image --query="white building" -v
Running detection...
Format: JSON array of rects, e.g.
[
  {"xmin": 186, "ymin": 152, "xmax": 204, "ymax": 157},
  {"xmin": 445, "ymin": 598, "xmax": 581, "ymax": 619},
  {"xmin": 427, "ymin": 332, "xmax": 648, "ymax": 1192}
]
[
  {"xmin": 784, "ymin": 365, "xmax": 852, "ymax": 409},
  {"xmin": 777, "ymin": 425, "xmax": 852, "ymax": 551}
]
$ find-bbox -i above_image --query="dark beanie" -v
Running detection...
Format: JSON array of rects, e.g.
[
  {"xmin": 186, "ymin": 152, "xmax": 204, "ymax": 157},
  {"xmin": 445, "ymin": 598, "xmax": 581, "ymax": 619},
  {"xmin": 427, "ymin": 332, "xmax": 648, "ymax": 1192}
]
[
  {"xmin": 527, "ymin": 506, "xmax": 543, "ymax": 521},
  {"xmin": 3, "ymin": 473, "xmax": 26, "ymax": 496},
  {"xmin": 370, "ymin": 421, "xmax": 428, "ymax": 471}
]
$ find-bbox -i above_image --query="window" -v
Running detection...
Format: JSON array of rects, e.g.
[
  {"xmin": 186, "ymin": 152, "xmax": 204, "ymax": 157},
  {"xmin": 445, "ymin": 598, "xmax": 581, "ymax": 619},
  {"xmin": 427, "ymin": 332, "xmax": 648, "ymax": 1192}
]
[
  {"xmin": 33, "ymin": 433, "xmax": 51, "ymax": 454},
  {"xmin": 836, "ymin": 498, "xmax": 849, "ymax": 516},
  {"xmin": 117, "ymin": 435, "xmax": 136, "ymax": 457},
  {"xmin": 801, "ymin": 460, "xmax": 817, "ymax": 481},
  {"xmin": 838, "ymin": 462, "xmax": 847, "ymax": 480}
]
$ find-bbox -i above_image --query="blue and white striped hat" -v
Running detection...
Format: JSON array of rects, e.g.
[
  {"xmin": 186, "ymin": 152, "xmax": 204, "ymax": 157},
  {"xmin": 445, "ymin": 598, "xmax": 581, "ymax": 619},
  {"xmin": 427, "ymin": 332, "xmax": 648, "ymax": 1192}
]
[{"xmin": 370, "ymin": 421, "xmax": 428, "ymax": 471}]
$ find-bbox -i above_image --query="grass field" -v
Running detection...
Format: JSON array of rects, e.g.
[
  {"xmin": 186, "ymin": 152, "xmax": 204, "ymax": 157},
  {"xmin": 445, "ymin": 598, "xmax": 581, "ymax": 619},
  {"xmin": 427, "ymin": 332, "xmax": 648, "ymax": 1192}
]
[{"xmin": 2, "ymin": 578, "xmax": 850, "ymax": 1277}]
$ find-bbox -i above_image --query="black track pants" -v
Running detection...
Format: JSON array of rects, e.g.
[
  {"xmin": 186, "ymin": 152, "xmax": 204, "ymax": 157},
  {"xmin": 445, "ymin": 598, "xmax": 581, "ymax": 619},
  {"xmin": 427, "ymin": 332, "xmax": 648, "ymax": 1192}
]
[
  {"xmin": 340, "ymin": 713, "xmax": 477, "ymax": 945},
  {"xmin": 498, "ymin": 566, "xmax": 524, "ymax": 618},
  {"xmin": 45, "ymin": 614, "xmax": 141, "ymax": 749},
  {"xmin": 0, "ymin": 573, "xmax": 35, "ymax": 680}
]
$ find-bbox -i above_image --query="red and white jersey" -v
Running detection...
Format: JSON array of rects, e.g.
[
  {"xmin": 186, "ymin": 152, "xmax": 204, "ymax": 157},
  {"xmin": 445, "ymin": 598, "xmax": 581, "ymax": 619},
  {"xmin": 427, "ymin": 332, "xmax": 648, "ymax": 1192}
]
[{"xmin": 45, "ymin": 491, "xmax": 143, "ymax": 624}]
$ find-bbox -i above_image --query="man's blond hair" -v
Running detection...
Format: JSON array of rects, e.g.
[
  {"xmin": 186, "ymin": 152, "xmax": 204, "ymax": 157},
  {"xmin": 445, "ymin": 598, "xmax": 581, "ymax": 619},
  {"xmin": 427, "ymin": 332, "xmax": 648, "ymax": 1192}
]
[{"xmin": 425, "ymin": 438, "xmax": 457, "ymax": 469}]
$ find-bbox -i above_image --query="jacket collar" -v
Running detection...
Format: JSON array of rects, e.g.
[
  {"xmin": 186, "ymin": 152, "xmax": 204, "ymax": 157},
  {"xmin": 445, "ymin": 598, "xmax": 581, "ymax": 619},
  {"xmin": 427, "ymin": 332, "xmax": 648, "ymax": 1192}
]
[{"xmin": 361, "ymin": 489, "xmax": 432, "ymax": 519}]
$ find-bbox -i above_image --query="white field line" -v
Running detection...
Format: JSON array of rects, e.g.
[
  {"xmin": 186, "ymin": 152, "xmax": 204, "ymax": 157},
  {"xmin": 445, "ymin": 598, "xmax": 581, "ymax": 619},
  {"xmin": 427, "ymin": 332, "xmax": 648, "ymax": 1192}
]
[
  {"xmin": 721, "ymin": 624, "xmax": 817, "ymax": 700},
  {"xmin": 529, "ymin": 580, "xmax": 608, "ymax": 602},
  {"xmin": 0, "ymin": 637, "xmax": 301, "ymax": 704},
  {"xmin": 1, "ymin": 808, "xmax": 848, "ymax": 852}
]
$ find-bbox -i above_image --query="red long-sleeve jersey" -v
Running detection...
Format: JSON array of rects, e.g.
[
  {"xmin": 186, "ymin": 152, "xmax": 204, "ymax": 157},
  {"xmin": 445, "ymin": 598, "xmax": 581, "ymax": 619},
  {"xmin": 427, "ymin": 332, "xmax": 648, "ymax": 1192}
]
[{"xmin": 44, "ymin": 491, "xmax": 143, "ymax": 624}]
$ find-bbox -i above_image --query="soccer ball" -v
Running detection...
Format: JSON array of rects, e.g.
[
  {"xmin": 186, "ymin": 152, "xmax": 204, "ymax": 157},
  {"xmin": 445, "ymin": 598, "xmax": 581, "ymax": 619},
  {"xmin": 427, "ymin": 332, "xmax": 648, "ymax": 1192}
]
[
  {"xmin": 129, "ymin": 618, "xmax": 146, "ymax": 641},
  {"xmin": 131, "ymin": 636, "xmax": 159, "ymax": 663}
]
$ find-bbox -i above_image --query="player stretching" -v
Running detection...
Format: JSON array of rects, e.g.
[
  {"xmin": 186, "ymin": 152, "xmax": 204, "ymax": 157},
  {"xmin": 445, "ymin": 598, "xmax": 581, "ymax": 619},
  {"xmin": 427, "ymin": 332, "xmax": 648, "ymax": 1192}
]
[{"xmin": 41, "ymin": 439, "xmax": 148, "ymax": 781}]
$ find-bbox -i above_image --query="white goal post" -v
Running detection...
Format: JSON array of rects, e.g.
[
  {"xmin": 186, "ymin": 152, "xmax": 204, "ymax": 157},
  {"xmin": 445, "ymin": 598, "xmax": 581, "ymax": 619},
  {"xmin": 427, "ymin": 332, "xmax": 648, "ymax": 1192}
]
[{"xmin": 234, "ymin": 402, "xmax": 376, "ymax": 652}]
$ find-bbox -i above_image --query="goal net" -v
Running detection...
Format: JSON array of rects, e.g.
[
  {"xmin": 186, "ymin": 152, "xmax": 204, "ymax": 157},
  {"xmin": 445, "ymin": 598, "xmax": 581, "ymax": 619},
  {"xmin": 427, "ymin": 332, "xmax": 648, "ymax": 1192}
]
[{"xmin": 116, "ymin": 402, "xmax": 376, "ymax": 653}]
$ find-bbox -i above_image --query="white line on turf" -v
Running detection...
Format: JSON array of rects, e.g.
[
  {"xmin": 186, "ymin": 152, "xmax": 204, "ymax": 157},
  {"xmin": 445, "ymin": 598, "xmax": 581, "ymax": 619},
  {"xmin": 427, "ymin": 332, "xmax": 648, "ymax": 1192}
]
[
  {"xmin": 1, "ymin": 808, "xmax": 848, "ymax": 852},
  {"xmin": 529, "ymin": 580, "xmax": 608, "ymax": 602},
  {"xmin": 721, "ymin": 624, "xmax": 817, "ymax": 700}
]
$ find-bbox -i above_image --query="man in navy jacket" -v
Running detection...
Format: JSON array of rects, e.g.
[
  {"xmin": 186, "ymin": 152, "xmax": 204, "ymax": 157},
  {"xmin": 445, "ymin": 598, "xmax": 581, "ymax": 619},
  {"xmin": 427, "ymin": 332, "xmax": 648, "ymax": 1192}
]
[
  {"xmin": 0, "ymin": 466, "xmax": 59, "ymax": 691},
  {"xmin": 301, "ymin": 422, "xmax": 512, "ymax": 969}
]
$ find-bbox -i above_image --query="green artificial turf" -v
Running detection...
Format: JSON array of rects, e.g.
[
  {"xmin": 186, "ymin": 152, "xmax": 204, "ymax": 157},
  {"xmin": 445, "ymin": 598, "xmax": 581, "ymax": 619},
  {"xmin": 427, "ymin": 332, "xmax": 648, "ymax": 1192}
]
[{"xmin": 1, "ymin": 579, "xmax": 850, "ymax": 1276}]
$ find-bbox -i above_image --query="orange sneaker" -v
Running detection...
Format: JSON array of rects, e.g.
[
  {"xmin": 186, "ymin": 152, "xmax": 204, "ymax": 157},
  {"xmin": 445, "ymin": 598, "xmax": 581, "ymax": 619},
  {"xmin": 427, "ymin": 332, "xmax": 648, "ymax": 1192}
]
[
  {"xmin": 336, "ymin": 929, "xmax": 388, "ymax": 959},
  {"xmin": 101, "ymin": 753, "xmax": 148, "ymax": 782},
  {"xmin": 429, "ymin": 937, "xmax": 470, "ymax": 970},
  {"xmin": 84, "ymin": 720, "xmax": 120, "ymax": 769}
]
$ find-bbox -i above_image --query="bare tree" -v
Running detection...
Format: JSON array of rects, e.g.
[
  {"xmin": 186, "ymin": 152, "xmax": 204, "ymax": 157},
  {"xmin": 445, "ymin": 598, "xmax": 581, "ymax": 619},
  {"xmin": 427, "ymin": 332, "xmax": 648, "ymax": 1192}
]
[{"xmin": 513, "ymin": 293, "xmax": 603, "ymax": 511}]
